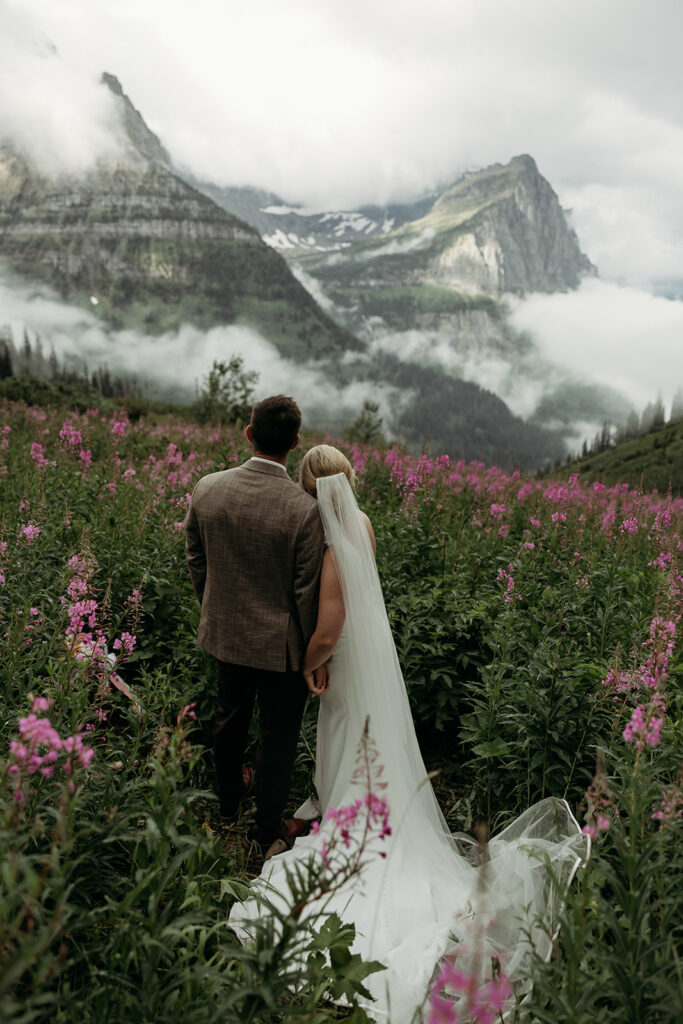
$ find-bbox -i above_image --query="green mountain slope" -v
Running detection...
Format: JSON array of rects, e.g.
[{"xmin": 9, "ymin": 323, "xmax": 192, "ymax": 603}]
[
  {"xmin": 0, "ymin": 94, "xmax": 359, "ymax": 362},
  {"xmin": 576, "ymin": 420, "xmax": 683, "ymax": 495}
]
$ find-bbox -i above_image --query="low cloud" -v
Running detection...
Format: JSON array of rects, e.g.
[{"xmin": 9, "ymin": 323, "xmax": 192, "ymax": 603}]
[
  {"xmin": 369, "ymin": 327, "xmax": 552, "ymax": 420},
  {"xmin": 0, "ymin": 0, "xmax": 124, "ymax": 175},
  {"xmin": 509, "ymin": 278, "xmax": 683, "ymax": 415},
  {"xmin": 359, "ymin": 227, "xmax": 436, "ymax": 260},
  {"xmin": 0, "ymin": 269, "xmax": 406, "ymax": 436}
]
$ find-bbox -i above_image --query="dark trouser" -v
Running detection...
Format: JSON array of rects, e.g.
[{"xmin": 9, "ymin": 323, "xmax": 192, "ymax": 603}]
[{"xmin": 214, "ymin": 659, "xmax": 308, "ymax": 842}]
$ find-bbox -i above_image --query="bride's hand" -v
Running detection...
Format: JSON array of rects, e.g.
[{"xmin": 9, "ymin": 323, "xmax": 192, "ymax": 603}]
[{"xmin": 304, "ymin": 663, "xmax": 329, "ymax": 696}]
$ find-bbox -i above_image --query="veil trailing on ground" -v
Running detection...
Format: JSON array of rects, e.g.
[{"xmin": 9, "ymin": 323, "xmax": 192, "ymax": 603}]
[{"xmin": 230, "ymin": 473, "xmax": 588, "ymax": 1022}]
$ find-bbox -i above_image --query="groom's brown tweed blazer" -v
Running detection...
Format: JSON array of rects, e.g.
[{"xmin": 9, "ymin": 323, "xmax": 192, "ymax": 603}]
[{"xmin": 185, "ymin": 458, "xmax": 324, "ymax": 672}]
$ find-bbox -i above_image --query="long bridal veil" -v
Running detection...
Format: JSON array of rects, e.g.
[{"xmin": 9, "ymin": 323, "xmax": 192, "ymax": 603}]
[{"xmin": 229, "ymin": 473, "xmax": 587, "ymax": 1022}]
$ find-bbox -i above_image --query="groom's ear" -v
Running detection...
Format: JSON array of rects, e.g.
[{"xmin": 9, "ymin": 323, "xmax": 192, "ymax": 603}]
[
  {"xmin": 245, "ymin": 424, "xmax": 254, "ymax": 444},
  {"xmin": 290, "ymin": 434, "xmax": 300, "ymax": 452}
]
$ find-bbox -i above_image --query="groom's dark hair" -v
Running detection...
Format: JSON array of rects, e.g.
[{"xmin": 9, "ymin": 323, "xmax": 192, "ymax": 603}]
[{"xmin": 250, "ymin": 395, "xmax": 302, "ymax": 456}]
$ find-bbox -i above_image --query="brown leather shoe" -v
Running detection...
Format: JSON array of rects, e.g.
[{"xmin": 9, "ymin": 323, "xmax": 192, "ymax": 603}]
[
  {"xmin": 264, "ymin": 838, "xmax": 289, "ymax": 860},
  {"xmin": 280, "ymin": 817, "xmax": 311, "ymax": 839}
]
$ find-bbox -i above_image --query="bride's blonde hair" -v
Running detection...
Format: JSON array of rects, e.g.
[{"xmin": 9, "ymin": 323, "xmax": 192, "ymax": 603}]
[{"xmin": 299, "ymin": 444, "xmax": 357, "ymax": 497}]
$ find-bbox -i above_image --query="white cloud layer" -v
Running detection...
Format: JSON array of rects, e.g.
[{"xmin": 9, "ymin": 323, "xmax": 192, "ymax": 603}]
[
  {"xmin": 0, "ymin": 0, "xmax": 125, "ymax": 173},
  {"xmin": 509, "ymin": 279, "xmax": 683, "ymax": 414},
  {"xmin": 3, "ymin": 0, "xmax": 680, "ymax": 290},
  {"xmin": 0, "ymin": 270, "xmax": 405, "ymax": 434}
]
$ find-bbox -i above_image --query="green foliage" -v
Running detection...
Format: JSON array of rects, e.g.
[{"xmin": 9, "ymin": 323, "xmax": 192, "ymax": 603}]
[
  {"xmin": 0, "ymin": 396, "xmax": 681, "ymax": 1021},
  {"xmin": 192, "ymin": 357, "xmax": 258, "ymax": 426},
  {"xmin": 524, "ymin": 747, "xmax": 683, "ymax": 1024},
  {"xmin": 576, "ymin": 418, "xmax": 683, "ymax": 495},
  {"xmin": 344, "ymin": 400, "xmax": 384, "ymax": 446}
]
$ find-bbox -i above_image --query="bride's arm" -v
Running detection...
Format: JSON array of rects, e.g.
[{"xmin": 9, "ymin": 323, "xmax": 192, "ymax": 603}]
[
  {"xmin": 302, "ymin": 512, "xmax": 376, "ymax": 695},
  {"xmin": 360, "ymin": 511, "xmax": 376, "ymax": 555},
  {"xmin": 303, "ymin": 550, "xmax": 345, "ymax": 693}
]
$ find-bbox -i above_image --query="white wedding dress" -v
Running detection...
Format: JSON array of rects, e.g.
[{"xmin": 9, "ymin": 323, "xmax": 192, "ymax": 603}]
[{"xmin": 229, "ymin": 474, "xmax": 587, "ymax": 1023}]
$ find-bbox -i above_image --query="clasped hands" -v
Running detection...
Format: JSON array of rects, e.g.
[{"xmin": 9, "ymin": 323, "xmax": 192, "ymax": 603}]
[{"xmin": 303, "ymin": 661, "xmax": 330, "ymax": 697}]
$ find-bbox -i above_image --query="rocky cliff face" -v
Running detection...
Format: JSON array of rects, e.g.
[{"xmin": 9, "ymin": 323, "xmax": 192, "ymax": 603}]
[
  {"xmin": 0, "ymin": 77, "xmax": 357, "ymax": 359},
  {"xmin": 422, "ymin": 156, "xmax": 595, "ymax": 295},
  {"xmin": 279, "ymin": 156, "xmax": 615, "ymax": 441}
]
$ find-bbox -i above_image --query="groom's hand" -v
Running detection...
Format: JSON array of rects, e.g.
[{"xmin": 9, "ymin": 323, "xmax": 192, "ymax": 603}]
[{"xmin": 304, "ymin": 664, "xmax": 329, "ymax": 696}]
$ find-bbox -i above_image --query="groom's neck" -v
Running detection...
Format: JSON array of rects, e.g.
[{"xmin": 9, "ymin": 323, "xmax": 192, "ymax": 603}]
[{"xmin": 251, "ymin": 448, "xmax": 289, "ymax": 468}]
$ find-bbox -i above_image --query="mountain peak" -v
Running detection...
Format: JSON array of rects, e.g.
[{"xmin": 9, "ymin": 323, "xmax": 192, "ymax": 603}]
[
  {"xmin": 509, "ymin": 153, "xmax": 538, "ymax": 173},
  {"xmin": 101, "ymin": 72, "xmax": 124, "ymax": 97},
  {"xmin": 100, "ymin": 72, "xmax": 171, "ymax": 167}
]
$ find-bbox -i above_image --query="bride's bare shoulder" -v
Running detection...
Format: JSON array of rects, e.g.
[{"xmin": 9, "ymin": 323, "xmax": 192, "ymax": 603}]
[{"xmin": 359, "ymin": 510, "xmax": 377, "ymax": 555}]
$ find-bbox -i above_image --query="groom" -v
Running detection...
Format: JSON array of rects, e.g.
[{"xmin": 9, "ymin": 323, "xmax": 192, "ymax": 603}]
[{"xmin": 185, "ymin": 394, "xmax": 326, "ymax": 852}]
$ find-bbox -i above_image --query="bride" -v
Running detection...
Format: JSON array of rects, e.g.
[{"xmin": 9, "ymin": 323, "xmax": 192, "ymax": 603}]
[{"xmin": 229, "ymin": 445, "xmax": 586, "ymax": 1022}]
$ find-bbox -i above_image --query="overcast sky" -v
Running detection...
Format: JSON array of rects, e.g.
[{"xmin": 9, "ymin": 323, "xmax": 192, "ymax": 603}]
[
  {"xmin": 1, "ymin": 0, "xmax": 681, "ymax": 413},
  {"xmin": 2, "ymin": 0, "xmax": 681, "ymax": 287}
]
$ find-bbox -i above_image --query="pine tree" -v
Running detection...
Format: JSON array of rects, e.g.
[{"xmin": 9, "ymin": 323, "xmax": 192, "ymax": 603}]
[
  {"xmin": 652, "ymin": 394, "xmax": 666, "ymax": 429},
  {"xmin": 599, "ymin": 421, "xmax": 612, "ymax": 453},
  {"xmin": 345, "ymin": 400, "xmax": 384, "ymax": 445},
  {"xmin": 669, "ymin": 388, "xmax": 683, "ymax": 423},
  {"xmin": 0, "ymin": 341, "xmax": 12, "ymax": 379},
  {"xmin": 48, "ymin": 346, "xmax": 59, "ymax": 380},
  {"xmin": 625, "ymin": 410, "xmax": 640, "ymax": 438},
  {"xmin": 33, "ymin": 334, "xmax": 47, "ymax": 378},
  {"xmin": 19, "ymin": 329, "xmax": 33, "ymax": 375}
]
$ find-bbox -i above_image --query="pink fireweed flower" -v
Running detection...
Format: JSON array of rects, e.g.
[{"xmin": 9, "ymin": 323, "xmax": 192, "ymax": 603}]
[
  {"xmin": 30, "ymin": 442, "xmax": 55, "ymax": 467},
  {"xmin": 177, "ymin": 702, "xmax": 197, "ymax": 724},
  {"xmin": 428, "ymin": 953, "xmax": 513, "ymax": 1024},
  {"xmin": 8, "ymin": 700, "xmax": 94, "ymax": 801},
  {"xmin": 19, "ymin": 522, "xmax": 40, "ymax": 544},
  {"xmin": 623, "ymin": 694, "xmax": 666, "ymax": 750},
  {"xmin": 58, "ymin": 422, "xmax": 83, "ymax": 447},
  {"xmin": 652, "ymin": 776, "xmax": 682, "ymax": 825},
  {"xmin": 113, "ymin": 631, "xmax": 136, "ymax": 658},
  {"xmin": 582, "ymin": 753, "xmax": 617, "ymax": 841},
  {"xmin": 649, "ymin": 550, "xmax": 672, "ymax": 571},
  {"xmin": 110, "ymin": 415, "xmax": 129, "ymax": 437},
  {"xmin": 67, "ymin": 598, "xmax": 99, "ymax": 637},
  {"xmin": 620, "ymin": 516, "xmax": 639, "ymax": 534},
  {"xmin": 529, "ymin": 516, "xmax": 541, "ymax": 528},
  {"xmin": 496, "ymin": 564, "xmax": 521, "ymax": 604},
  {"xmin": 602, "ymin": 511, "xmax": 616, "ymax": 534}
]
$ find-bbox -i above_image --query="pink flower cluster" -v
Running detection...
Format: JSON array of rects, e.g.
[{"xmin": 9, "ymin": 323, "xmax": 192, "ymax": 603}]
[
  {"xmin": 8, "ymin": 695, "xmax": 94, "ymax": 801},
  {"xmin": 620, "ymin": 515, "xmax": 639, "ymax": 535},
  {"xmin": 30, "ymin": 442, "xmax": 55, "ymax": 467},
  {"xmin": 581, "ymin": 756, "xmax": 616, "ymax": 841},
  {"xmin": 311, "ymin": 792, "xmax": 391, "ymax": 866},
  {"xmin": 19, "ymin": 521, "xmax": 40, "ymax": 544},
  {"xmin": 623, "ymin": 693, "xmax": 666, "ymax": 751},
  {"xmin": 58, "ymin": 420, "xmax": 92, "ymax": 471},
  {"xmin": 652, "ymin": 777, "xmax": 682, "ymax": 824},
  {"xmin": 496, "ymin": 563, "xmax": 520, "ymax": 604},
  {"xmin": 110, "ymin": 415, "xmax": 129, "ymax": 437},
  {"xmin": 113, "ymin": 631, "xmax": 136, "ymax": 658},
  {"xmin": 428, "ymin": 956, "xmax": 512, "ymax": 1024}
]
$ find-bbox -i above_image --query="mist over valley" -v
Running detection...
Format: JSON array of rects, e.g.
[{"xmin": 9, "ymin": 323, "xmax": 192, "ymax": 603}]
[{"xmin": 1, "ymin": 18, "xmax": 681, "ymax": 467}]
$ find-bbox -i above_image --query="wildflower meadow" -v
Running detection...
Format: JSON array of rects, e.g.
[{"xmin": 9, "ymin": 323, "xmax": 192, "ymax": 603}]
[{"xmin": 0, "ymin": 396, "xmax": 681, "ymax": 1022}]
